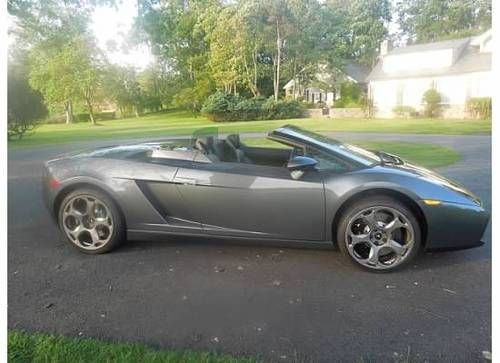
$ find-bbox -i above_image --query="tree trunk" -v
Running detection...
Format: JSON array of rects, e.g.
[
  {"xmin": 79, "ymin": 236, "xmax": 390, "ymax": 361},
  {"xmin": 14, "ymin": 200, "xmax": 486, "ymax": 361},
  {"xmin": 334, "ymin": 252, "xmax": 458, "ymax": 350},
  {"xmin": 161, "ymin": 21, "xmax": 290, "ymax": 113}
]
[
  {"xmin": 253, "ymin": 48, "xmax": 259, "ymax": 96},
  {"xmin": 65, "ymin": 101, "xmax": 74, "ymax": 124},
  {"xmin": 134, "ymin": 106, "xmax": 140, "ymax": 118},
  {"xmin": 274, "ymin": 19, "xmax": 281, "ymax": 101},
  {"xmin": 86, "ymin": 99, "xmax": 96, "ymax": 125}
]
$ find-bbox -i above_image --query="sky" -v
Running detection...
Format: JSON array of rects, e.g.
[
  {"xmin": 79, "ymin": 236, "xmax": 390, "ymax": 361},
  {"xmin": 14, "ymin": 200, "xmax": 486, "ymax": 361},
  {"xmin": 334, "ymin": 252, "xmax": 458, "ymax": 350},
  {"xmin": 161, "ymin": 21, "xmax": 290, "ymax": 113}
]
[{"xmin": 90, "ymin": 1, "xmax": 153, "ymax": 70}]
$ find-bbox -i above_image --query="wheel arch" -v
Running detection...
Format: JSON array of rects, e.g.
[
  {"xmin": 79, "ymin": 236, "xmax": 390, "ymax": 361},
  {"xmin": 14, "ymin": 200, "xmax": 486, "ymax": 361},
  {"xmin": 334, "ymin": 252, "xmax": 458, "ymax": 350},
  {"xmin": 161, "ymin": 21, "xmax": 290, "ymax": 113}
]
[{"xmin": 331, "ymin": 188, "xmax": 428, "ymax": 248}]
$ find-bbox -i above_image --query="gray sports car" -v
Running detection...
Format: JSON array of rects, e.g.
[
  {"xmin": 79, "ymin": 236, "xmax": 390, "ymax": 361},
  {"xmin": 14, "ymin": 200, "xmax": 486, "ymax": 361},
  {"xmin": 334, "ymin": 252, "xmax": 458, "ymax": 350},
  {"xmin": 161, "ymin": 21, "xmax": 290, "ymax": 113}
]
[{"xmin": 42, "ymin": 125, "xmax": 489, "ymax": 271}]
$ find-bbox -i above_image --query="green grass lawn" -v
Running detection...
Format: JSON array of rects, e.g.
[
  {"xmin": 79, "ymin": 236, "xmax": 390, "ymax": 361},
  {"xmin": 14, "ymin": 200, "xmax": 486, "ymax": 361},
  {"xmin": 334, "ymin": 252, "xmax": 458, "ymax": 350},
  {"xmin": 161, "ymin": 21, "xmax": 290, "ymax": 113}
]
[
  {"xmin": 8, "ymin": 110, "xmax": 491, "ymax": 148},
  {"xmin": 245, "ymin": 138, "xmax": 461, "ymax": 169},
  {"xmin": 9, "ymin": 330, "xmax": 259, "ymax": 363}
]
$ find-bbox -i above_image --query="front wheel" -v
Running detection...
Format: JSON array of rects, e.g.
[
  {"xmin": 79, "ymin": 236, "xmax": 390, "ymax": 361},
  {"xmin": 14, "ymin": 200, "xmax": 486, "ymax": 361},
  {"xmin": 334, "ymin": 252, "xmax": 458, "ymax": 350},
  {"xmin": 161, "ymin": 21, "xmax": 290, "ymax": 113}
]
[
  {"xmin": 58, "ymin": 188, "xmax": 124, "ymax": 254},
  {"xmin": 336, "ymin": 196, "xmax": 421, "ymax": 272}
]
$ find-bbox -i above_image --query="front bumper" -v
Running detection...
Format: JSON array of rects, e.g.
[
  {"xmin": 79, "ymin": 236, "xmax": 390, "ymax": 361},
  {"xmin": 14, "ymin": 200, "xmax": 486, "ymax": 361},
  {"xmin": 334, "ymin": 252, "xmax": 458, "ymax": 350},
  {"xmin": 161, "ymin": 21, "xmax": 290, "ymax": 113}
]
[{"xmin": 422, "ymin": 201, "xmax": 490, "ymax": 251}]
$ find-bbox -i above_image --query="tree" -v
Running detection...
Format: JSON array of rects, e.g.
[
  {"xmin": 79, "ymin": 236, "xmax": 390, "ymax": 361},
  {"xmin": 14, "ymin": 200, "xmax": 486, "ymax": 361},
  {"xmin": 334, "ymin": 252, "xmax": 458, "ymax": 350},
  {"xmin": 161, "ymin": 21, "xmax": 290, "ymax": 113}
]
[
  {"xmin": 135, "ymin": 0, "xmax": 386, "ymax": 106},
  {"xmin": 138, "ymin": 62, "xmax": 174, "ymax": 111},
  {"xmin": 8, "ymin": 0, "xmax": 115, "ymax": 43},
  {"xmin": 8, "ymin": 53, "xmax": 48, "ymax": 140},
  {"xmin": 252, "ymin": 0, "xmax": 295, "ymax": 101},
  {"xmin": 71, "ymin": 37, "xmax": 104, "ymax": 125},
  {"xmin": 326, "ymin": 0, "xmax": 391, "ymax": 67},
  {"xmin": 137, "ymin": 0, "xmax": 217, "ymax": 112},
  {"xmin": 422, "ymin": 88, "xmax": 441, "ymax": 117},
  {"xmin": 29, "ymin": 35, "xmax": 104, "ymax": 124},
  {"xmin": 104, "ymin": 65, "xmax": 143, "ymax": 117},
  {"xmin": 396, "ymin": 0, "xmax": 492, "ymax": 44}
]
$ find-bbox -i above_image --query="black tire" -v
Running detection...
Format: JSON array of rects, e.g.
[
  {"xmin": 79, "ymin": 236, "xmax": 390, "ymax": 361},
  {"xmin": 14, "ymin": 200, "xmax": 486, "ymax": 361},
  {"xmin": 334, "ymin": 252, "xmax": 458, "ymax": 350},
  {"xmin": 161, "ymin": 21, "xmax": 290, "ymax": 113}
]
[
  {"xmin": 58, "ymin": 188, "xmax": 125, "ymax": 254},
  {"xmin": 336, "ymin": 196, "xmax": 421, "ymax": 272}
]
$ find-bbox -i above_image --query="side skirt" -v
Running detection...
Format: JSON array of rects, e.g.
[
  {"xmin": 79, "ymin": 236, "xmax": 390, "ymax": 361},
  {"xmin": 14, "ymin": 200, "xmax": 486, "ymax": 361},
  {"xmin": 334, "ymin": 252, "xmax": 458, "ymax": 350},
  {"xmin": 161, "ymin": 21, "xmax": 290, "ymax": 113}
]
[{"xmin": 127, "ymin": 229, "xmax": 334, "ymax": 250}]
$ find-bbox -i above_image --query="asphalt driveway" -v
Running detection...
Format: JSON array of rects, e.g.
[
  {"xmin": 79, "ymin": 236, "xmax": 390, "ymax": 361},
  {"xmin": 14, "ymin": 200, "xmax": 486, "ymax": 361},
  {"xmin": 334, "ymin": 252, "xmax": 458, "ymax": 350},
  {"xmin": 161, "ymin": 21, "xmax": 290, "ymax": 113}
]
[{"xmin": 8, "ymin": 133, "xmax": 491, "ymax": 362}]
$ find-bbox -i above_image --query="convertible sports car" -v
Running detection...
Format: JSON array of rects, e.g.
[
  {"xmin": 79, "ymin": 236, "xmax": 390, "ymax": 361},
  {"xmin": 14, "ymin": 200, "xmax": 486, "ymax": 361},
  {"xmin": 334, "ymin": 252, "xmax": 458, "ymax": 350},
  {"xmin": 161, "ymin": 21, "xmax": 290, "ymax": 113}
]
[{"xmin": 42, "ymin": 125, "xmax": 489, "ymax": 271}]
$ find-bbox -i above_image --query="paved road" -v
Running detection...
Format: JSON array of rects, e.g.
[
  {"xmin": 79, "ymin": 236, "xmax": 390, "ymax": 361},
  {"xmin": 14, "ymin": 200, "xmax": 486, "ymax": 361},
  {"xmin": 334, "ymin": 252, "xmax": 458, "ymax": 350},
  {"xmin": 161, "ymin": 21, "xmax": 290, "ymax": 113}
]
[{"xmin": 8, "ymin": 133, "xmax": 491, "ymax": 362}]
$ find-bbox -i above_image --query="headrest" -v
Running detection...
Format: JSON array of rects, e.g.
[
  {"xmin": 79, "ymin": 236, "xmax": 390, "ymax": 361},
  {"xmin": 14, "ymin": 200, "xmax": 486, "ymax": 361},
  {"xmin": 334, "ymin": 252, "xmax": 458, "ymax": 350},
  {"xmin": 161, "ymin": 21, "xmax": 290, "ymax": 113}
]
[
  {"xmin": 195, "ymin": 136, "xmax": 214, "ymax": 154},
  {"xmin": 226, "ymin": 134, "xmax": 241, "ymax": 148}
]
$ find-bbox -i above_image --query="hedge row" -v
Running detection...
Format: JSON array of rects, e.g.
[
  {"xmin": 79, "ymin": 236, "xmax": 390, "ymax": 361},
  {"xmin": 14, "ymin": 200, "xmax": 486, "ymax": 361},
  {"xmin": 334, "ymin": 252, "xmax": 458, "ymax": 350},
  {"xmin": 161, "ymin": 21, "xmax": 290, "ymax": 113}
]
[
  {"xmin": 201, "ymin": 91, "xmax": 304, "ymax": 122},
  {"xmin": 75, "ymin": 111, "xmax": 116, "ymax": 122}
]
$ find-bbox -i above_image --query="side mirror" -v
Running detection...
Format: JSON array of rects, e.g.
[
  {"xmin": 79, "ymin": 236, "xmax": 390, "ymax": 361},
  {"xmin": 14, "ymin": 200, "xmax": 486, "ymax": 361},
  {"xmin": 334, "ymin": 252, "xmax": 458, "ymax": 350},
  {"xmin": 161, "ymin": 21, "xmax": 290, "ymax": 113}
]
[
  {"xmin": 287, "ymin": 156, "xmax": 317, "ymax": 179},
  {"xmin": 287, "ymin": 156, "xmax": 318, "ymax": 171}
]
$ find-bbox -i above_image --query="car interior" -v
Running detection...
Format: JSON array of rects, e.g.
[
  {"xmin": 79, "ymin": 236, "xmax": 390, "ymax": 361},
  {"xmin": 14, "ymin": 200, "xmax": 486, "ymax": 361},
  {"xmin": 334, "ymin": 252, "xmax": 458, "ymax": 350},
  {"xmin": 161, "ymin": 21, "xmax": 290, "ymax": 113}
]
[{"xmin": 193, "ymin": 134, "xmax": 295, "ymax": 167}]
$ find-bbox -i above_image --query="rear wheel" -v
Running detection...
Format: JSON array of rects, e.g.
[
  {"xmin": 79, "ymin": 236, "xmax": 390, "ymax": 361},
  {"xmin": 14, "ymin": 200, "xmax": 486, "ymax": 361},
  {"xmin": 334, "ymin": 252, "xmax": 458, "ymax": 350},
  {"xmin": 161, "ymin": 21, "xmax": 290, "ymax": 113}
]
[
  {"xmin": 58, "ymin": 188, "xmax": 124, "ymax": 254},
  {"xmin": 336, "ymin": 196, "xmax": 421, "ymax": 272}
]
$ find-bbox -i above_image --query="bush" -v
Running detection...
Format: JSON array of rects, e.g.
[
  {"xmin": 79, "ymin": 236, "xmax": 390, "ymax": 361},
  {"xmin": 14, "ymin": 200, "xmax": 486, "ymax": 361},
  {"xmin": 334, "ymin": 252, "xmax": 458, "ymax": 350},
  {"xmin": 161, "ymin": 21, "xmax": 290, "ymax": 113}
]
[
  {"xmin": 262, "ymin": 98, "xmax": 304, "ymax": 119},
  {"xmin": 75, "ymin": 113, "xmax": 90, "ymax": 122},
  {"xmin": 422, "ymin": 89, "xmax": 441, "ymax": 118},
  {"xmin": 8, "ymin": 64, "xmax": 48, "ymax": 140},
  {"xmin": 393, "ymin": 105, "xmax": 418, "ymax": 118},
  {"xmin": 333, "ymin": 82, "xmax": 363, "ymax": 108},
  {"xmin": 97, "ymin": 111, "xmax": 116, "ymax": 120},
  {"xmin": 466, "ymin": 97, "xmax": 491, "ymax": 119},
  {"xmin": 201, "ymin": 92, "xmax": 304, "ymax": 121},
  {"xmin": 234, "ymin": 97, "xmax": 265, "ymax": 120},
  {"xmin": 201, "ymin": 91, "xmax": 241, "ymax": 121},
  {"xmin": 75, "ymin": 112, "xmax": 116, "ymax": 123}
]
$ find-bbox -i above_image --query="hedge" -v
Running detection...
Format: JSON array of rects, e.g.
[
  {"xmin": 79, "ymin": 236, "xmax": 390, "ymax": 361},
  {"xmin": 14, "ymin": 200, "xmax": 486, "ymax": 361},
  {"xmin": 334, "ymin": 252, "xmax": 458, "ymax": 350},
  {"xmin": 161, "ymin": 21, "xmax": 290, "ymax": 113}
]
[{"xmin": 201, "ymin": 91, "xmax": 304, "ymax": 122}]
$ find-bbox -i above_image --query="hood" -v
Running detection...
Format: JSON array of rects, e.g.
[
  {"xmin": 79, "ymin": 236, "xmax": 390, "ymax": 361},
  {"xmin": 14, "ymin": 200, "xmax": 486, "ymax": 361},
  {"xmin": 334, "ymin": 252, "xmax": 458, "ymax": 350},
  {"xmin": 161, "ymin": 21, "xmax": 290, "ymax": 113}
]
[{"xmin": 380, "ymin": 161, "xmax": 481, "ymax": 205}]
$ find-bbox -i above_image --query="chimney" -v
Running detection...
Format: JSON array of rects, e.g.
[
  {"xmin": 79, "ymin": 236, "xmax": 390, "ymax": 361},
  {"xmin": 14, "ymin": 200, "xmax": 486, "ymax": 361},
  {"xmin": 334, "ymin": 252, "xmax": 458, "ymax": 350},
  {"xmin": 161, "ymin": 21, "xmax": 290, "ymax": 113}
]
[{"xmin": 380, "ymin": 40, "xmax": 391, "ymax": 56}]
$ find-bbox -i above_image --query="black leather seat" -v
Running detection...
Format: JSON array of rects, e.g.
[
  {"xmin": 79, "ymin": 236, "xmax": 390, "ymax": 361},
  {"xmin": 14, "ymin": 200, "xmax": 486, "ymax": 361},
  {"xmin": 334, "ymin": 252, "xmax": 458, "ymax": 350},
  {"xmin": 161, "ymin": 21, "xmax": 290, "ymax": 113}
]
[
  {"xmin": 226, "ymin": 134, "xmax": 251, "ymax": 163},
  {"xmin": 195, "ymin": 136, "xmax": 224, "ymax": 162}
]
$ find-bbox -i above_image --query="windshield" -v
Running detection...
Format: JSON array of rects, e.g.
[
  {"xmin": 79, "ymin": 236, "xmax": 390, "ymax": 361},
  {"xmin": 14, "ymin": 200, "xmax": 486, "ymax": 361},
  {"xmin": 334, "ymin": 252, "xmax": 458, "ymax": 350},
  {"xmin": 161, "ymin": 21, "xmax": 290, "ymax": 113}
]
[
  {"xmin": 190, "ymin": 127, "xmax": 219, "ymax": 147},
  {"xmin": 272, "ymin": 126, "xmax": 380, "ymax": 166}
]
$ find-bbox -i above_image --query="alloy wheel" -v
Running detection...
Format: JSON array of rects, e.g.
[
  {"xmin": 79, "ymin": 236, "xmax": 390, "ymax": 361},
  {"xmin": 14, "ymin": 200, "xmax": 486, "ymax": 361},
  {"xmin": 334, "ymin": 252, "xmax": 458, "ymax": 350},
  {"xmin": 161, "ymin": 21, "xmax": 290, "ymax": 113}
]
[
  {"xmin": 61, "ymin": 194, "xmax": 114, "ymax": 250},
  {"xmin": 344, "ymin": 206, "xmax": 415, "ymax": 270}
]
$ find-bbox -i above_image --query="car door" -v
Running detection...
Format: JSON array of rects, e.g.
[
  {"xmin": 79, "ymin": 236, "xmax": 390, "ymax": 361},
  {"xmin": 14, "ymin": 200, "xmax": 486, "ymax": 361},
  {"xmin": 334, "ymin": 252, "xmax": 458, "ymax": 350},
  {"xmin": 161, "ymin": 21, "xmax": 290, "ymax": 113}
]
[{"xmin": 173, "ymin": 160, "xmax": 326, "ymax": 241}]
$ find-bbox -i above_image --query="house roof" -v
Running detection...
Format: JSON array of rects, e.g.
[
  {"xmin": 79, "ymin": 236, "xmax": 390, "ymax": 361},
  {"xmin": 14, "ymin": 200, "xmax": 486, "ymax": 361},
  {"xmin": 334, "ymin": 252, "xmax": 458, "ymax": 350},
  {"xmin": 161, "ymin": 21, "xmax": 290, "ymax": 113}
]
[
  {"xmin": 343, "ymin": 62, "xmax": 370, "ymax": 83},
  {"xmin": 283, "ymin": 61, "xmax": 369, "ymax": 89},
  {"xmin": 387, "ymin": 37, "xmax": 470, "ymax": 55},
  {"xmin": 367, "ymin": 32, "xmax": 492, "ymax": 81}
]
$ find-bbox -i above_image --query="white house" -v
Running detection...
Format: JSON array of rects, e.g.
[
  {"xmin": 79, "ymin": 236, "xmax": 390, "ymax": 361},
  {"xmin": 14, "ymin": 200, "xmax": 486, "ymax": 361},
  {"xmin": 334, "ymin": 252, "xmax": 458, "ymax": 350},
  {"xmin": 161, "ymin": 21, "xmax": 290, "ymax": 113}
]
[
  {"xmin": 367, "ymin": 29, "xmax": 492, "ymax": 118},
  {"xmin": 283, "ymin": 62, "xmax": 369, "ymax": 107}
]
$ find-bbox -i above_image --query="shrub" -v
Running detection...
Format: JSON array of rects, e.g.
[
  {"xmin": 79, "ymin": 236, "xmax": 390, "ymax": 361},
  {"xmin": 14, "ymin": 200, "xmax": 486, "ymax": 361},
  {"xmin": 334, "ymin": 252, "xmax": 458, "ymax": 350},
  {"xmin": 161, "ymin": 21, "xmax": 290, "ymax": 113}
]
[
  {"xmin": 300, "ymin": 101, "xmax": 325, "ymax": 109},
  {"xmin": 234, "ymin": 97, "xmax": 265, "ymax": 120},
  {"xmin": 466, "ymin": 97, "xmax": 492, "ymax": 119},
  {"xmin": 75, "ymin": 112, "xmax": 116, "ymax": 123},
  {"xmin": 422, "ymin": 88, "xmax": 441, "ymax": 118},
  {"xmin": 393, "ymin": 105, "xmax": 418, "ymax": 118},
  {"xmin": 262, "ymin": 98, "xmax": 304, "ymax": 119},
  {"xmin": 75, "ymin": 113, "xmax": 91, "ymax": 122},
  {"xmin": 333, "ymin": 82, "xmax": 363, "ymax": 108},
  {"xmin": 201, "ymin": 91, "xmax": 241, "ymax": 121},
  {"xmin": 201, "ymin": 92, "xmax": 303, "ymax": 121},
  {"xmin": 8, "ymin": 65, "xmax": 48, "ymax": 140}
]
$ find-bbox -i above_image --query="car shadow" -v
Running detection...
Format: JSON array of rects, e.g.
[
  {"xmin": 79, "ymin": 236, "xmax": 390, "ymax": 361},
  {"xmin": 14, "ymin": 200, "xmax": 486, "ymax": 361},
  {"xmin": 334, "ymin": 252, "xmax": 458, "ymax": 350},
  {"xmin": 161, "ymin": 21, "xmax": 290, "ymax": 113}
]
[{"xmin": 116, "ymin": 235, "xmax": 490, "ymax": 273}]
